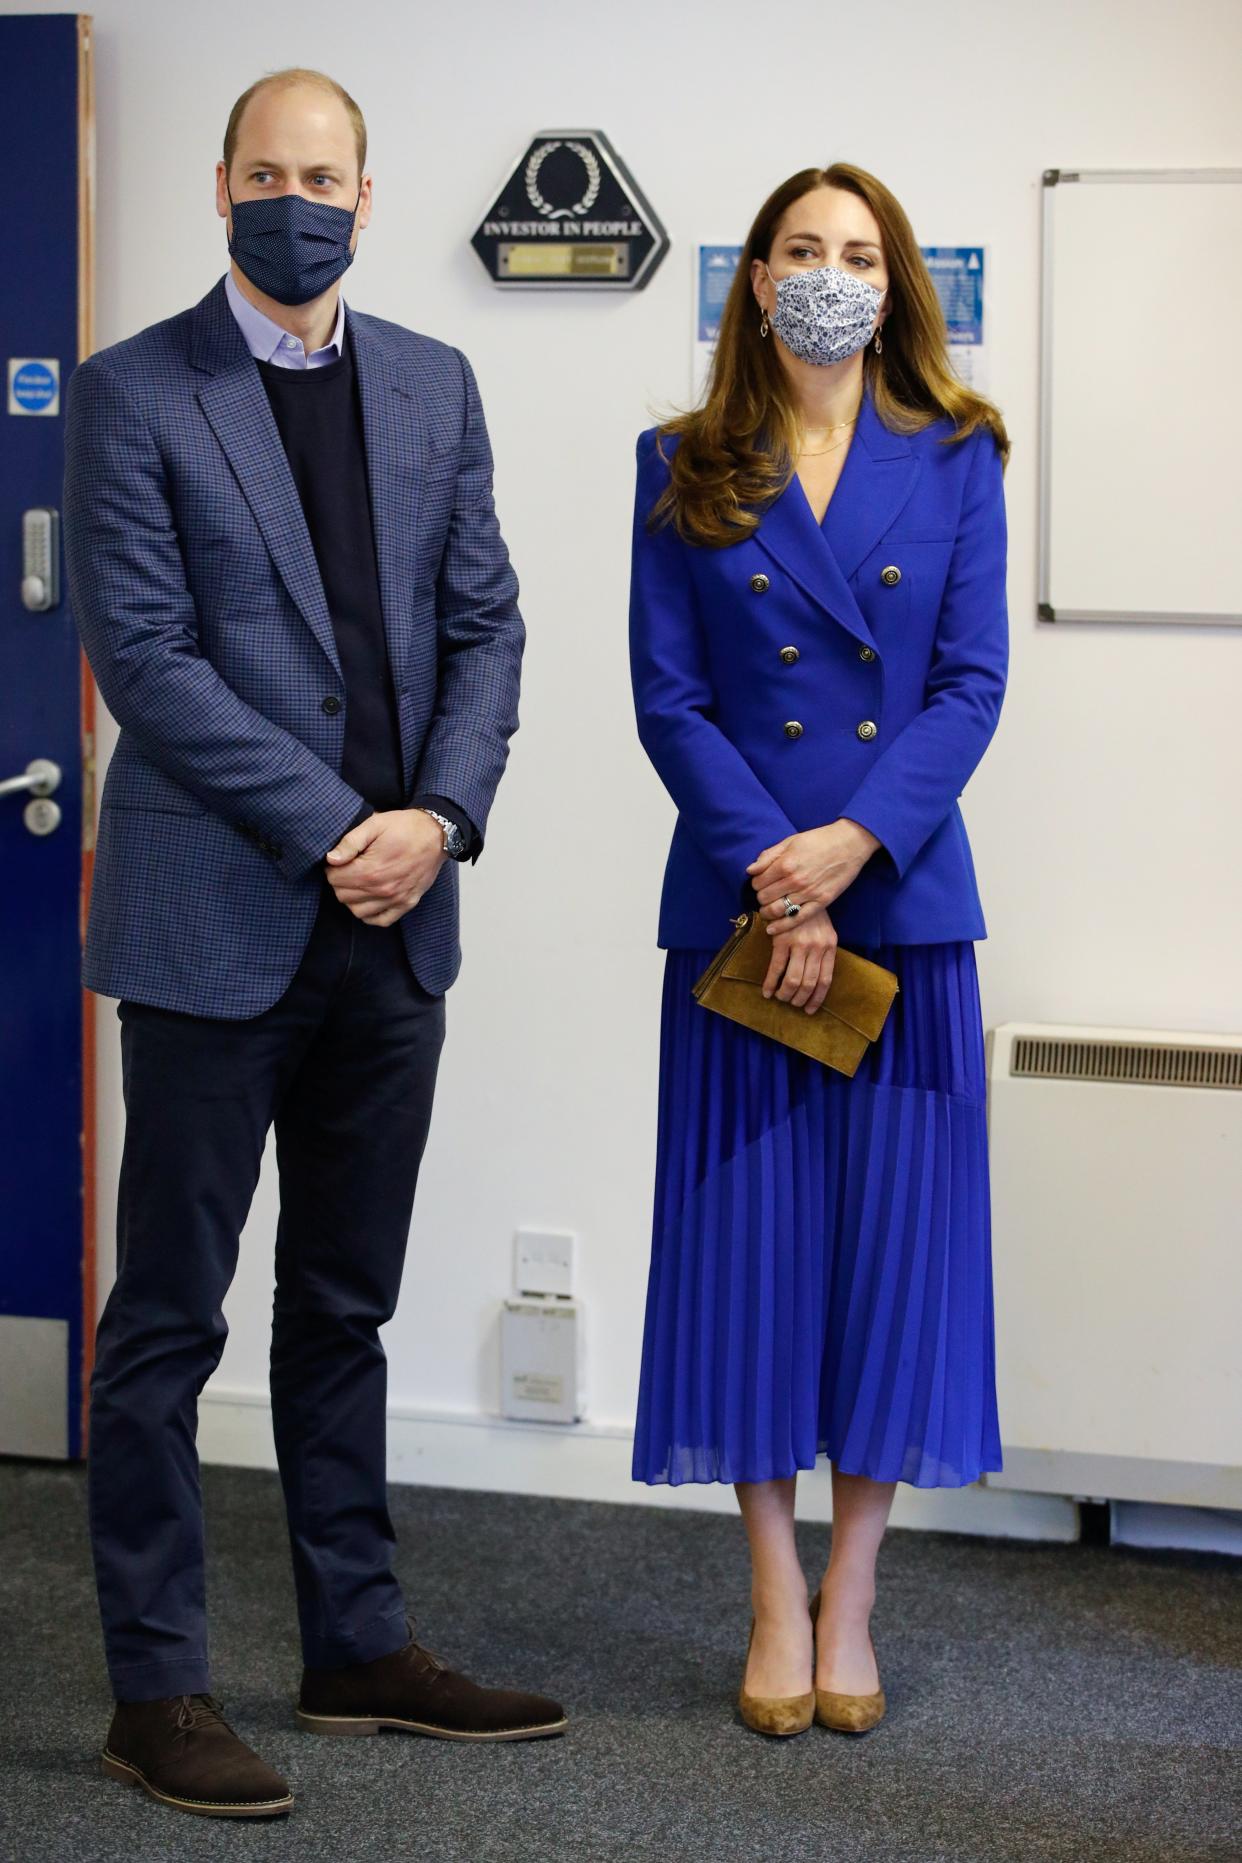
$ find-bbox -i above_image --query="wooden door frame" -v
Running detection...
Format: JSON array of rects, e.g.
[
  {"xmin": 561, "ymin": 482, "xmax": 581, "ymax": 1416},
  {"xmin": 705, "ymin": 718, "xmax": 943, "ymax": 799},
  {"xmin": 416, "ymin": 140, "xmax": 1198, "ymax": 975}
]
[{"xmin": 77, "ymin": 12, "xmax": 97, "ymax": 1452}]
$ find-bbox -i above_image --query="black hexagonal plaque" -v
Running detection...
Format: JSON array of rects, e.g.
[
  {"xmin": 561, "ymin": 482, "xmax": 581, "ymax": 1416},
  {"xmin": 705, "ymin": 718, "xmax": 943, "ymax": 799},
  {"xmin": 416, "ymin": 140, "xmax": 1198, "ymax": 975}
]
[{"xmin": 471, "ymin": 130, "xmax": 669, "ymax": 290}]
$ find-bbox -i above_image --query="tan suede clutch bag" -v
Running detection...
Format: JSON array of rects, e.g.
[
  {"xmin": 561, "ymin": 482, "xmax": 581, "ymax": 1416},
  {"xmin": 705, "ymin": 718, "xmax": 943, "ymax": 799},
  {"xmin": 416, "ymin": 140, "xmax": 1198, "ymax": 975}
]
[{"xmin": 692, "ymin": 913, "xmax": 900, "ymax": 1078}]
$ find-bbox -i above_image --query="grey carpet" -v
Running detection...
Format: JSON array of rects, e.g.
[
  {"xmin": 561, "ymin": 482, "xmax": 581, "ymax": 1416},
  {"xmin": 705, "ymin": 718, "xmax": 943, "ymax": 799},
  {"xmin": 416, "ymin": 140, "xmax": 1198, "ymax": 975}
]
[{"xmin": 0, "ymin": 1461, "xmax": 1238, "ymax": 1863}]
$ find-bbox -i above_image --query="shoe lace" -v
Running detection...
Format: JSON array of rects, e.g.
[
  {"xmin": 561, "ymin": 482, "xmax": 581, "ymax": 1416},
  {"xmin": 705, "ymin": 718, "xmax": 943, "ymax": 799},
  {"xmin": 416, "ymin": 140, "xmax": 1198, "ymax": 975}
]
[
  {"xmin": 173, "ymin": 1693, "xmax": 229, "ymax": 1737},
  {"xmin": 402, "ymin": 1617, "xmax": 447, "ymax": 1678}
]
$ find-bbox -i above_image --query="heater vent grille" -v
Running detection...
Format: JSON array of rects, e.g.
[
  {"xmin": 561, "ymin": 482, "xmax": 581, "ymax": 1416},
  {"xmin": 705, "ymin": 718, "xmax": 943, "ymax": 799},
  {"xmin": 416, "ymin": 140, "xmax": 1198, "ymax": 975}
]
[{"xmin": 1010, "ymin": 1035, "xmax": 1241, "ymax": 1090}]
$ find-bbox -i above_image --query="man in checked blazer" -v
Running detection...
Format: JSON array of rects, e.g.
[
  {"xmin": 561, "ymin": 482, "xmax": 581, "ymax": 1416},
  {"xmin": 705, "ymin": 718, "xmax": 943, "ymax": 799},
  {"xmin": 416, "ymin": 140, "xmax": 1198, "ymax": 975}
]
[{"xmin": 63, "ymin": 69, "xmax": 566, "ymax": 1820}]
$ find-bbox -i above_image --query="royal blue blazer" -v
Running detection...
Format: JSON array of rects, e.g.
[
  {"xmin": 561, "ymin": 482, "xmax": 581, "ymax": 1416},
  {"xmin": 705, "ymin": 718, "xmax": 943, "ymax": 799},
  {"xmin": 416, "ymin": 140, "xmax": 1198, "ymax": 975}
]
[
  {"xmin": 63, "ymin": 276, "xmax": 524, "ymax": 1016},
  {"xmin": 628, "ymin": 383, "xmax": 1008, "ymax": 949}
]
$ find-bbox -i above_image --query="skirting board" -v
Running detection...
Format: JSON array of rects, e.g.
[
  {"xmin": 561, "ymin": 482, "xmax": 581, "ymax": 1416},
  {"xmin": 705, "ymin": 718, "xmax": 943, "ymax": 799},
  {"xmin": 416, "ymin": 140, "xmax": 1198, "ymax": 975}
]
[{"xmin": 198, "ymin": 1386, "xmax": 1077, "ymax": 1542}]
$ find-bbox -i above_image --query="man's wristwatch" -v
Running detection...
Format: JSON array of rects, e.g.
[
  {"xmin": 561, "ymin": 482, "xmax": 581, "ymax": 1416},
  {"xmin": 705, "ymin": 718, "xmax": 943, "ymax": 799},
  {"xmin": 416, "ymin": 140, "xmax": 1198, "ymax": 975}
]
[{"xmin": 417, "ymin": 807, "xmax": 467, "ymax": 861}]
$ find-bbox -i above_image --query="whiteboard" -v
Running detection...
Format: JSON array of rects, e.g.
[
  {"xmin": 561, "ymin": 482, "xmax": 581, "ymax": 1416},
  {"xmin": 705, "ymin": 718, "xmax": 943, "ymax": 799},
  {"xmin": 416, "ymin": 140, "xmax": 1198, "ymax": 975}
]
[{"xmin": 1039, "ymin": 168, "xmax": 1242, "ymax": 627}]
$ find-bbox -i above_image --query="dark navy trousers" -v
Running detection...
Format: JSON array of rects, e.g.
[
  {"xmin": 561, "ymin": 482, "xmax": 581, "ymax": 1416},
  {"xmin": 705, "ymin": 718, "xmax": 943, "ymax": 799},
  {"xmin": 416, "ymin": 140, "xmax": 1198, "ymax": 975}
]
[{"xmin": 88, "ymin": 879, "xmax": 446, "ymax": 1701}]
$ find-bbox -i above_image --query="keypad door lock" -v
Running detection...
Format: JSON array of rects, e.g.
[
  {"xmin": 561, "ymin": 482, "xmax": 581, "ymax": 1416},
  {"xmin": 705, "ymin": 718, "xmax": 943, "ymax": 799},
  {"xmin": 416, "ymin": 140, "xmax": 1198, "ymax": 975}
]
[{"xmin": 21, "ymin": 508, "xmax": 60, "ymax": 612}]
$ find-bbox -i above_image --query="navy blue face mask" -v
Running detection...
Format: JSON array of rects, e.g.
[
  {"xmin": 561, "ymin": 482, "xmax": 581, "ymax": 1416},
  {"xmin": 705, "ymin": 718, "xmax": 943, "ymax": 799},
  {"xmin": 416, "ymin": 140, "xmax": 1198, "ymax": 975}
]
[{"xmin": 226, "ymin": 183, "xmax": 361, "ymax": 306}]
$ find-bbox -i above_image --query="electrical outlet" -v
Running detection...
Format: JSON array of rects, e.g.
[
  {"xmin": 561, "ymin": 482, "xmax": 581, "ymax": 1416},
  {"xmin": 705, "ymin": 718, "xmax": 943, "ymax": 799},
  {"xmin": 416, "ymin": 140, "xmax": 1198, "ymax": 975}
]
[{"xmin": 513, "ymin": 1228, "xmax": 576, "ymax": 1299}]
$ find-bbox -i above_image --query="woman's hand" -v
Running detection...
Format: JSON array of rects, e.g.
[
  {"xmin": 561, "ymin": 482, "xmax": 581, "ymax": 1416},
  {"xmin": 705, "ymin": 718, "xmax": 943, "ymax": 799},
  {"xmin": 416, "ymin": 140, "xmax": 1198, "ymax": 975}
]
[
  {"xmin": 748, "ymin": 818, "xmax": 882, "ymax": 933},
  {"xmin": 762, "ymin": 911, "xmax": 840, "ymax": 1013}
]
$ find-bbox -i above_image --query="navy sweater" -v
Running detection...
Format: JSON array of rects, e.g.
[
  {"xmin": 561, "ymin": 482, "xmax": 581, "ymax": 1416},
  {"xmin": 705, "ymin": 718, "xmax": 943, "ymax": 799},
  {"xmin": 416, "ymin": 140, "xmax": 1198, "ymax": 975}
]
[{"xmin": 257, "ymin": 330, "xmax": 475, "ymax": 855}]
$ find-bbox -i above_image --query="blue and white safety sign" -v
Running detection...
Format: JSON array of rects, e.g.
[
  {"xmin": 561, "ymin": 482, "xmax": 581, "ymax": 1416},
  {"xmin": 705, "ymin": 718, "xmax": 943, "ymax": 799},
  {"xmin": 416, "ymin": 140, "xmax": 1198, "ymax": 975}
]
[
  {"xmin": 919, "ymin": 247, "xmax": 986, "ymax": 386},
  {"xmin": 8, "ymin": 358, "xmax": 60, "ymax": 416},
  {"xmin": 693, "ymin": 243, "xmax": 743, "ymax": 397}
]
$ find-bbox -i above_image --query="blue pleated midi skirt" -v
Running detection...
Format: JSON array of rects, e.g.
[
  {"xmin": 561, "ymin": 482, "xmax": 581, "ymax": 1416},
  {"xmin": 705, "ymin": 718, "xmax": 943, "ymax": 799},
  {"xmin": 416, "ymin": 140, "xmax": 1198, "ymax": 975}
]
[{"xmin": 631, "ymin": 941, "xmax": 1003, "ymax": 1489}]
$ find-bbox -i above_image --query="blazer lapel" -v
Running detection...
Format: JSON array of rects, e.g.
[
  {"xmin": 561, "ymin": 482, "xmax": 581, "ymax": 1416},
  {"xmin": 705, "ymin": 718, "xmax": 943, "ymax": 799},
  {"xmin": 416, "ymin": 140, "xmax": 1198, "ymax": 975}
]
[
  {"xmin": 821, "ymin": 384, "xmax": 921, "ymax": 580},
  {"xmin": 347, "ymin": 307, "xmax": 424, "ymax": 693},
  {"xmin": 753, "ymin": 383, "xmax": 921, "ymax": 650},
  {"xmin": 191, "ymin": 277, "xmax": 341, "ymax": 677}
]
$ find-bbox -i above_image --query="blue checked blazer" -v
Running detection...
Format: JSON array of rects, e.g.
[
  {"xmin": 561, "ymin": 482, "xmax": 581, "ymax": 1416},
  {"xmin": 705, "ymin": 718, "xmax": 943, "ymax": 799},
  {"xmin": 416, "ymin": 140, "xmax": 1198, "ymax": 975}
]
[
  {"xmin": 630, "ymin": 385, "xmax": 1008, "ymax": 949},
  {"xmin": 64, "ymin": 275, "xmax": 524, "ymax": 1015}
]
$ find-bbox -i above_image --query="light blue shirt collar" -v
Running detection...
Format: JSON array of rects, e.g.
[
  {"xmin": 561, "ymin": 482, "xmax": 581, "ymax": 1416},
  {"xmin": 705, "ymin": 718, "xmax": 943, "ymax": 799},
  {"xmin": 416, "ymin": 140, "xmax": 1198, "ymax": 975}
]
[{"xmin": 224, "ymin": 269, "xmax": 346, "ymax": 369}]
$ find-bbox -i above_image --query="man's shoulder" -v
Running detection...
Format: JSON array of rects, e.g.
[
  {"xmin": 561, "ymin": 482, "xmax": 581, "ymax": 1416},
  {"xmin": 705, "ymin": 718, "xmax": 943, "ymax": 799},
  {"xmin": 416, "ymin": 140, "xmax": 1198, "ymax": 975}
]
[
  {"xmin": 347, "ymin": 307, "xmax": 466, "ymax": 385},
  {"xmin": 77, "ymin": 302, "xmax": 197, "ymax": 389},
  {"xmin": 73, "ymin": 286, "xmax": 475, "ymax": 408}
]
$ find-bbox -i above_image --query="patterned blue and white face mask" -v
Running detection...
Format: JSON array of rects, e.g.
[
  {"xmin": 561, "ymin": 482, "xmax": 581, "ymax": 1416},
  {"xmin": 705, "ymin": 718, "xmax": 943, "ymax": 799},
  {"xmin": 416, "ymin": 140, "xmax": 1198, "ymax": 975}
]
[{"xmin": 764, "ymin": 262, "xmax": 884, "ymax": 367}]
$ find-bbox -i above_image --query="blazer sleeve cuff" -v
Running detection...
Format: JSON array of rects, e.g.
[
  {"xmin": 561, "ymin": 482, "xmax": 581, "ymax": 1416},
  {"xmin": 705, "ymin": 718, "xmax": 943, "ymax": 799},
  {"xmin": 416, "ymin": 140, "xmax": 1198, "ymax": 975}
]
[{"xmin": 410, "ymin": 791, "xmax": 481, "ymax": 861}]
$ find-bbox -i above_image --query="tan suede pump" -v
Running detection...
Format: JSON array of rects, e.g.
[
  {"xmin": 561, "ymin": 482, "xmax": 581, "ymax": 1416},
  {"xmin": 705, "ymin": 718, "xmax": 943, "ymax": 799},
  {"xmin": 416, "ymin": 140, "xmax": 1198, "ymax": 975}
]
[
  {"xmin": 809, "ymin": 1588, "xmax": 886, "ymax": 1733},
  {"xmin": 736, "ymin": 1612, "xmax": 815, "ymax": 1737}
]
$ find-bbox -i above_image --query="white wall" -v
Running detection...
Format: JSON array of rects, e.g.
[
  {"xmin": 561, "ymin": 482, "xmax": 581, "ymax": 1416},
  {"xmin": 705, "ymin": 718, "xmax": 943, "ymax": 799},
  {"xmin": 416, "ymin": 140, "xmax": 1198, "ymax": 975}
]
[{"xmin": 32, "ymin": 0, "xmax": 1239, "ymax": 1525}]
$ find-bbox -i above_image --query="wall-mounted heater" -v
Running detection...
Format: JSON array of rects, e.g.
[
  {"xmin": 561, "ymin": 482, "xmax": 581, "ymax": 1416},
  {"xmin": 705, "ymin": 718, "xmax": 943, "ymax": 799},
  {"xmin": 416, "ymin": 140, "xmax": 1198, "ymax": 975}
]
[{"xmin": 984, "ymin": 1022, "xmax": 1241, "ymax": 1511}]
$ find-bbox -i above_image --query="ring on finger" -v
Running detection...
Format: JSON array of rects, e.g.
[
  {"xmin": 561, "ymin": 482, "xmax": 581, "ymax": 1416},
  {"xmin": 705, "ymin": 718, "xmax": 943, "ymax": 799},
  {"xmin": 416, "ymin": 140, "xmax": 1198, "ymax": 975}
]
[{"xmin": 782, "ymin": 894, "xmax": 801, "ymax": 918}]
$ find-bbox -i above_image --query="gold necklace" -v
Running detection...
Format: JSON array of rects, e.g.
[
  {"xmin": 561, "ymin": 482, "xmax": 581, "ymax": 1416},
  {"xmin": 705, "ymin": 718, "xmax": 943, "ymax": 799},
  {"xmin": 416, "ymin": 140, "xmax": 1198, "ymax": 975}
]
[
  {"xmin": 798, "ymin": 430, "xmax": 854, "ymax": 458},
  {"xmin": 797, "ymin": 412, "xmax": 860, "ymax": 457}
]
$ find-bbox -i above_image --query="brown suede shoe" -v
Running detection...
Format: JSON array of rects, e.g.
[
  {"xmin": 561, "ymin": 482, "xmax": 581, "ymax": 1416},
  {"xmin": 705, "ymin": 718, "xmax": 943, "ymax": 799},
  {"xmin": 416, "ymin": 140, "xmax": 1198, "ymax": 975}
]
[
  {"xmin": 809, "ymin": 1587, "xmax": 886, "ymax": 1733},
  {"xmin": 102, "ymin": 1694, "xmax": 293, "ymax": 1818},
  {"xmin": 737, "ymin": 1613, "xmax": 815, "ymax": 1738},
  {"xmin": 296, "ymin": 1625, "xmax": 568, "ymax": 1742}
]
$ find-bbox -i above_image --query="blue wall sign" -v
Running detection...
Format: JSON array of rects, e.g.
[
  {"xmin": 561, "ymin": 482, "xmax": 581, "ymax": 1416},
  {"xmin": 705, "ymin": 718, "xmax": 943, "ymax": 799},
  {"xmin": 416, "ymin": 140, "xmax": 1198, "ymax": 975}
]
[
  {"xmin": 697, "ymin": 244, "xmax": 742, "ymax": 343},
  {"xmin": 8, "ymin": 357, "xmax": 60, "ymax": 415},
  {"xmin": 919, "ymin": 248, "xmax": 985, "ymax": 346}
]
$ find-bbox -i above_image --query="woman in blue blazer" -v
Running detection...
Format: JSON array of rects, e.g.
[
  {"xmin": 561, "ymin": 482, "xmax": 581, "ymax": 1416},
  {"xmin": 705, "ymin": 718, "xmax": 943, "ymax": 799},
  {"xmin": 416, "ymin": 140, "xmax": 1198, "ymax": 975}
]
[{"xmin": 629, "ymin": 163, "xmax": 1010, "ymax": 1738}]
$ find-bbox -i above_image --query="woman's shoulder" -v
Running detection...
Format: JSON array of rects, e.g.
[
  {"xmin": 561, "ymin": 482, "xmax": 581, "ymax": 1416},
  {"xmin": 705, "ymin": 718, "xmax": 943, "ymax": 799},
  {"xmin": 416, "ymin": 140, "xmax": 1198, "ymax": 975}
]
[
  {"xmin": 634, "ymin": 427, "xmax": 685, "ymax": 513},
  {"xmin": 901, "ymin": 411, "xmax": 1001, "ymax": 485},
  {"xmin": 901, "ymin": 400, "xmax": 1006, "ymax": 472},
  {"xmin": 898, "ymin": 405, "xmax": 965, "ymax": 451},
  {"xmin": 636, "ymin": 424, "xmax": 682, "ymax": 464}
]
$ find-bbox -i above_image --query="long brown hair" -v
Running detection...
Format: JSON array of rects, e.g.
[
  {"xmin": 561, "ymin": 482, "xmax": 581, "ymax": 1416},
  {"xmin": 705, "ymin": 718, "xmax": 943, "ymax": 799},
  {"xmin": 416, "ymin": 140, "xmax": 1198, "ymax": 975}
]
[{"xmin": 653, "ymin": 163, "xmax": 1010, "ymax": 548}]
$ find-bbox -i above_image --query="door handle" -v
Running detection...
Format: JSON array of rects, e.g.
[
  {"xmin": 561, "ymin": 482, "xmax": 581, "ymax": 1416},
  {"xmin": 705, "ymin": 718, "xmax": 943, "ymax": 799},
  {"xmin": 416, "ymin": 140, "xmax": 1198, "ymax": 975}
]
[
  {"xmin": 0, "ymin": 758, "xmax": 62, "ymax": 799},
  {"xmin": 0, "ymin": 760, "xmax": 63, "ymax": 836}
]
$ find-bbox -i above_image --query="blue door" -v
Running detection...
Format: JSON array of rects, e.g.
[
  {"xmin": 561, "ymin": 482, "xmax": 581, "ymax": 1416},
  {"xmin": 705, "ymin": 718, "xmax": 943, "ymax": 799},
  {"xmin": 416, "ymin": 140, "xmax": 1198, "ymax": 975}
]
[{"xmin": 0, "ymin": 15, "xmax": 95, "ymax": 1459}]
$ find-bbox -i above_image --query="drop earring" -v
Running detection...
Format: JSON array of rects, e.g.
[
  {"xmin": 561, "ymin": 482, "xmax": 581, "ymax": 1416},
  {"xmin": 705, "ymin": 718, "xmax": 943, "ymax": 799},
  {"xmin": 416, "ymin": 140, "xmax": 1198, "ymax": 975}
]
[
  {"xmin": 874, "ymin": 326, "xmax": 883, "ymax": 355},
  {"xmin": 760, "ymin": 306, "xmax": 770, "ymax": 339}
]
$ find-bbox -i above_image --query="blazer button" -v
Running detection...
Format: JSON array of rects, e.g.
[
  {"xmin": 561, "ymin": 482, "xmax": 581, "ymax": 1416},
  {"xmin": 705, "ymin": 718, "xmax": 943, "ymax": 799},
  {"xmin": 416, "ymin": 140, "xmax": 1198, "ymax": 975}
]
[
  {"xmin": 321, "ymin": 694, "xmax": 342, "ymax": 715},
  {"xmin": 750, "ymin": 573, "xmax": 771, "ymax": 594},
  {"xmin": 881, "ymin": 565, "xmax": 902, "ymax": 586},
  {"xmin": 857, "ymin": 720, "xmax": 878, "ymax": 741},
  {"xmin": 779, "ymin": 645, "xmax": 800, "ymax": 665},
  {"xmin": 784, "ymin": 720, "xmax": 804, "ymax": 739},
  {"xmin": 858, "ymin": 645, "xmax": 876, "ymax": 661}
]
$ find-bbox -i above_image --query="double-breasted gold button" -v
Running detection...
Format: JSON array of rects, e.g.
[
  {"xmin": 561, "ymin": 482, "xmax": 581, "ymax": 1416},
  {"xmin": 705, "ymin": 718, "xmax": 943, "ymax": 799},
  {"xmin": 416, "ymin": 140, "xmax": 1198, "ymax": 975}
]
[
  {"xmin": 857, "ymin": 720, "xmax": 878, "ymax": 741},
  {"xmin": 858, "ymin": 645, "xmax": 876, "ymax": 662},
  {"xmin": 779, "ymin": 646, "xmax": 800, "ymax": 665},
  {"xmin": 784, "ymin": 720, "xmax": 803, "ymax": 739},
  {"xmin": 881, "ymin": 565, "xmax": 902, "ymax": 586},
  {"xmin": 750, "ymin": 573, "xmax": 771, "ymax": 594}
]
